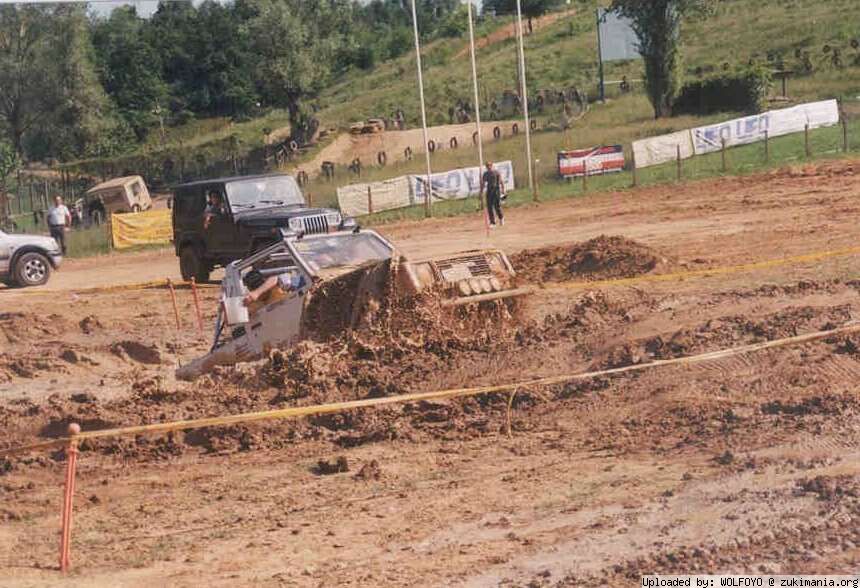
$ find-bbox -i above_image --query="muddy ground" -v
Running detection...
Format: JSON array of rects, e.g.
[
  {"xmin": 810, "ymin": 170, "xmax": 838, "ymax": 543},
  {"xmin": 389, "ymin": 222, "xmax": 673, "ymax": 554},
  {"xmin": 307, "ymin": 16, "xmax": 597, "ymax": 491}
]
[{"xmin": 1, "ymin": 160, "xmax": 860, "ymax": 587}]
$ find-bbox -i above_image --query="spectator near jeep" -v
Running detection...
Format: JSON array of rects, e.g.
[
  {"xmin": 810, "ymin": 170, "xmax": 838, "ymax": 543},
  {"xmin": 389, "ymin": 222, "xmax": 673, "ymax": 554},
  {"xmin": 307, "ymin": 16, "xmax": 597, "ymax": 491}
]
[{"xmin": 171, "ymin": 173, "xmax": 356, "ymax": 282}]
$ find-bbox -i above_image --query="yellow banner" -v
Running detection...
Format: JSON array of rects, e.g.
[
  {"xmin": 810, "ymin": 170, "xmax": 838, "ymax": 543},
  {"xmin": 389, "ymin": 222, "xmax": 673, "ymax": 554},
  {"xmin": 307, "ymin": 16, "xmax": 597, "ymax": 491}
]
[{"xmin": 110, "ymin": 208, "xmax": 172, "ymax": 249}]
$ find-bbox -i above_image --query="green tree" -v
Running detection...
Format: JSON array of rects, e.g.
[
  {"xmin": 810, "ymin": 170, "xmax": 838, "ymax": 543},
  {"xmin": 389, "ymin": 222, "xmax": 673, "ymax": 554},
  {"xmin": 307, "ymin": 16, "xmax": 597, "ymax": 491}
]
[
  {"xmin": 609, "ymin": 0, "xmax": 711, "ymax": 118},
  {"xmin": 0, "ymin": 139, "xmax": 18, "ymax": 222},
  {"xmin": 0, "ymin": 5, "xmax": 54, "ymax": 157},
  {"xmin": 245, "ymin": 0, "xmax": 347, "ymax": 142},
  {"xmin": 92, "ymin": 6, "xmax": 170, "ymax": 139}
]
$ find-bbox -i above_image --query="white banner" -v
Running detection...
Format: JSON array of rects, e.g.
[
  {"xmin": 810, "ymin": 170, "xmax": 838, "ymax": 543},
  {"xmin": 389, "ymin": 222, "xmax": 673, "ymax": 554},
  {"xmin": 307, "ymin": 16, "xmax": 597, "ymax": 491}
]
[
  {"xmin": 692, "ymin": 99, "xmax": 840, "ymax": 155},
  {"xmin": 633, "ymin": 99, "xmax": 841, "ymax": 168},
  {"xmin": 336, "ymin": 176, "xmax": 412, "ymax": 217},
  {"xmin": 411, "ymin": 160, "xmax": 515, "ymax": 201},
  {"xmin": 632, "ymin": 130, "xmax": 695, "ymax": 168}
]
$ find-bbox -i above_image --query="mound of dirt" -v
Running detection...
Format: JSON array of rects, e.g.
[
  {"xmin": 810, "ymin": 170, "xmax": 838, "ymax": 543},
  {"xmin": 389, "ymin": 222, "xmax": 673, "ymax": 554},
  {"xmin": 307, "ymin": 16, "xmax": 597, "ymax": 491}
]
[{"xmin": 511, "ymin": 236, "xmax": 663, "ymax": 284}]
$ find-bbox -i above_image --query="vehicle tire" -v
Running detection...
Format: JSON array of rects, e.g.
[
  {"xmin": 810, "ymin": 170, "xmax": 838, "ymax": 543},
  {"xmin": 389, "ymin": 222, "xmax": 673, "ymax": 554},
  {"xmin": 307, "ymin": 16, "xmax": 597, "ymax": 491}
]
[
  {"xmin": 377, "ymin": 151, "xmax": 387, "ymax": 166},
  {"xmin": 427, "ymin": 140, "xmax": 436, "ymax": 153},
  {"xmin": 493, "ymin": 126, "xmax": 501, "ymax": 140},
  {"xmin": 404, "ymin": 147, "xmax": 413, "ymax": 161},
  {"xmin": 512, "ymin": 123, "xmax": 519, "ymax": 135},
  {"xmin": 14, "ymin": 252, "xmax": 51, "ymax": 287},
  {"xmin": 530, "ymin": 119, "xmax": 537, "ymax": 131},
  {"xmin": 449, "ymin": 137, "xmax": 458, "ymax": 149},
  {"xmin": 180, "ymin": 246, "xmax": 210, "ymax": 283},
  {"xmin": 132, "ymin": 204, "xmax": 141, "ymax": 213},
  {"xmin": 472, "ymin": 131, "xmax": 479, "ymax": 145}
]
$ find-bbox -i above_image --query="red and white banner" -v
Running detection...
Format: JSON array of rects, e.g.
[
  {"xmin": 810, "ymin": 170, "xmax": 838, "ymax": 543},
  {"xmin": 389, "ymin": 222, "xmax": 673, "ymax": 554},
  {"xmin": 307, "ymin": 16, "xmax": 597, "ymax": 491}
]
[{"xmin": 558, "ymin": 145, "xmax": 625, "ymax": 178}]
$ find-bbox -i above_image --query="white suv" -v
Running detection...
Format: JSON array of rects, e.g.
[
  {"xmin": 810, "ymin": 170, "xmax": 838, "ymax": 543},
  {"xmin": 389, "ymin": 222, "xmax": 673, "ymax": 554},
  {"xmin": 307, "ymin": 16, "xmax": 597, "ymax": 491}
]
[{"xmin": 0, "ymin": 230, "xmax": 63, "ymax": 287}]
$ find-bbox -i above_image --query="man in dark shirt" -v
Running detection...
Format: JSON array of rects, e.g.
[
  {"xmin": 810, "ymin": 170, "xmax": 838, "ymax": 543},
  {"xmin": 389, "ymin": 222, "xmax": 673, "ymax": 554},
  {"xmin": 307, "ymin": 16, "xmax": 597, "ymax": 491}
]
[{"xmin": 481, "ymin": 161, "xmax": 506, "ymax": 228}]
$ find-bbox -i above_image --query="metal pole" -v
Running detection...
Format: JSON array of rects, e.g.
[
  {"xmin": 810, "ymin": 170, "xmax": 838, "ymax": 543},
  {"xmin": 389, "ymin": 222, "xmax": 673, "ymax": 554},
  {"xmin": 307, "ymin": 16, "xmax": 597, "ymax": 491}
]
[
  {"xmin": 514, "ymin": 0, "xmax": 535, "ymax": 199},
  {"xmin": 466, "ymin": 2, "xmax": 485, "ymax": 184},
  {"xmin": 409, "ymin": 0, "xmax": 434, "ymax": 218},
  {"xmin": 596, "ymin": 8, "xmax": 606, "ymax": 103}
]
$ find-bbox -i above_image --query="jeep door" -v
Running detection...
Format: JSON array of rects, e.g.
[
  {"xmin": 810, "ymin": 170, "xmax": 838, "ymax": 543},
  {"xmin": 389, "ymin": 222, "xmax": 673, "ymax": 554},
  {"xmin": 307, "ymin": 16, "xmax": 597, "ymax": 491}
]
[
  {"xmin": 204, "ymin": 186, "xmax": 241, "ymax": 257},
  {"xmin": 174, "ymin": 185, "xmax": 207, "ymax": 250}
]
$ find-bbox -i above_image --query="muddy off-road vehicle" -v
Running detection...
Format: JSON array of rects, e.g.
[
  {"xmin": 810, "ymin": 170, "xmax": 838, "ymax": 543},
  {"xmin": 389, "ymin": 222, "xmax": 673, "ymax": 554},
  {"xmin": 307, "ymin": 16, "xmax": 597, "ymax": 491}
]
[
  {"xmin": 0, "ymin": 229, "xmax": 62, "ymax": 287},
  {"xmin": 176, "ymin": 229, "xmax": 530, "ymax": 380},
  {"xmin": 171, "ymin": 173, "xmax": 355, "ymax": 282}
]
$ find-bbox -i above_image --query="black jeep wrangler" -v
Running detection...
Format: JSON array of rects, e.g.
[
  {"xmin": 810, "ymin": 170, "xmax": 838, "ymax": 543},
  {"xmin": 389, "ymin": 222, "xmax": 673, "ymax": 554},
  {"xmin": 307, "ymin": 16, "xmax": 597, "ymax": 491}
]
[{"xmin": 171, "ymin": 173, "xmax": 356, "ymax": 282}]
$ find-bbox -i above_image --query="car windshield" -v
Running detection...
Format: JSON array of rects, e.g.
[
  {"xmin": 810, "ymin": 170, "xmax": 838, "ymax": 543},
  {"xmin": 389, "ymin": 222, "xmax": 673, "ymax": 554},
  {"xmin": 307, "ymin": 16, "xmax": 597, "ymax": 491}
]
[
  {"xmin": 225, "ymin": 176, "xmax": 304, "ymax": 210},
  {"xmin": 291, "ymin": 233, "xmax": 393, "ymax": 274}
]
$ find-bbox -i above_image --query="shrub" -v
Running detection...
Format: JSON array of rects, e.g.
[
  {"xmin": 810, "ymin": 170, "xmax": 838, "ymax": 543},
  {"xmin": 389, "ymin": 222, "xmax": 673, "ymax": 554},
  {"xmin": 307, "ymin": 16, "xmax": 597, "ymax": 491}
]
[{"xmin": 673, "ymin": 65, "xmax": 773, "ymax": 116}]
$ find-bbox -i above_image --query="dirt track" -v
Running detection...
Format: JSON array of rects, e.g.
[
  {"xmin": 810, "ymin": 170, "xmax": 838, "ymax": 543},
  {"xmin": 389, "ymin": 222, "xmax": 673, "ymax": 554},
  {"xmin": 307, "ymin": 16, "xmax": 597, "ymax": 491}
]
[{"xmin": 2, "ymin": 160, "xmax": 860, "ymax": 586}]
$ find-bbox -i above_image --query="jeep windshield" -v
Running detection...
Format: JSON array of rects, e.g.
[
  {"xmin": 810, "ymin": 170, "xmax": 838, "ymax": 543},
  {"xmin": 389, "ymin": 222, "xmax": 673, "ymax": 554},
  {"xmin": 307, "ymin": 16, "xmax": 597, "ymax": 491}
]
[
  {"xmin": 290, "ymin": 232, "xmax": 394, "ymax": 276},
  {"xmin": 225, "ymin": 176, "xmax": 304, "ymax": 211}
]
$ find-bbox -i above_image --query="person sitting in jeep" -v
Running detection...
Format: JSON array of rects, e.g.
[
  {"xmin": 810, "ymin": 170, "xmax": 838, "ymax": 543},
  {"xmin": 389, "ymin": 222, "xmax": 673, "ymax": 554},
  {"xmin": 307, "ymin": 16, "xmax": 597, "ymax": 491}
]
[
  {"xmin": 203, "ymin": 190, "xmax": 225, "ymax": 230},
  {"xmin": 242, "ymin": 268, "xmax": 305, "ymax": 316}
]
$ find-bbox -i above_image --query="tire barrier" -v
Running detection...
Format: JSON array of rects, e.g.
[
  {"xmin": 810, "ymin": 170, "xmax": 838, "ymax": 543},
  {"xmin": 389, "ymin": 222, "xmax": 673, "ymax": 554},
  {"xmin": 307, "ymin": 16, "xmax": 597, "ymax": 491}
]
[
  {"xmin": 493, "ymin": 126, "xmax": 501, "ymax": 140},
  {"xmin": 289, "ymin": 140, "xmax": 299, "ymax": 152},
  {"xmin": 449, "ymin": 137, "xmax": 458, "ymax": 149},
  {"xmin": 404, "ymin": 146, "xmax": 413, "ymax": 161},
  {"xmin": 472, "ymin": 131, "xmax": 479, "ymax": 146},
  {"xmin": 321, "ymin": 161, "xmax": 335, "ymax": 180},
  {"xmin": 377, "ymin": 151, "xmax": 387, "ymax": 166},
  {"xmin": 349, "ymin": 158, "xmax": 362, "ymax": 175},
  {"xmin": 530, "ymin": 119, "xmax": 537, "ymax": 131},
  {"xmin": 428, "ymin": 140, "xmax": 436, "ymax": 153},
  {"xmin": 296, "ymin": 170, "xmax": 309, "ymax": 186},
  {"xmin": 512, "ymin": 123, "xmax": 519, "ymax": 135}
]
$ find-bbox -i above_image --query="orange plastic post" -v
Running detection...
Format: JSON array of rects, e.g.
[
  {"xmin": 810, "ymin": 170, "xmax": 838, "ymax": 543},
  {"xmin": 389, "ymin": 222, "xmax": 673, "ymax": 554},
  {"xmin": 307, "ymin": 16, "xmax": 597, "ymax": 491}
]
[
  {"xmin": 59, "ymin": 423, "xmax": 80, "ymax": 573},
  {"xmin": 190, "ymin": 278, "xmax": 204, "ymax": 337},
  {"xmin": 167, "ymin": 279, "xmax": 181, "ymax": 331}
]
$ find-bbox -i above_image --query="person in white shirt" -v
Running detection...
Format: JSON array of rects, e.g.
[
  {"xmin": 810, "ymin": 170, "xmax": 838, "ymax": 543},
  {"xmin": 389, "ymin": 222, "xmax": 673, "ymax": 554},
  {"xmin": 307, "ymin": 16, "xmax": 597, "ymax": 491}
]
[{"xmin": 46, "ymin": 196, "xmax": 71, "ymax": 254}]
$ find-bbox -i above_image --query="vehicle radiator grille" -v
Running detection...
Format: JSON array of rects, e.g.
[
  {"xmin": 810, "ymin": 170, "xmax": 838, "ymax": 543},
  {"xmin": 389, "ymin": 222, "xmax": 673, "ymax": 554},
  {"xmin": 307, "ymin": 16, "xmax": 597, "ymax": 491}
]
[
  {"xmin": 301, "ymin": 215, "xmax": 329, "ymax": 234},
  {"xmin": 434, "ymin": 254, "xmax": 493, "ymax": 283}
]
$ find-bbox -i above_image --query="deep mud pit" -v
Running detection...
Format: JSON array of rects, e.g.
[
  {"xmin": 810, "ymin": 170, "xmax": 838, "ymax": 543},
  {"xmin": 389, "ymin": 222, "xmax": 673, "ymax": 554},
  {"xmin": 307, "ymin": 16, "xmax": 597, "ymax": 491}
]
[{"xmin": 2, "ymin": 160, "xmax": 860, "ymax": 587}]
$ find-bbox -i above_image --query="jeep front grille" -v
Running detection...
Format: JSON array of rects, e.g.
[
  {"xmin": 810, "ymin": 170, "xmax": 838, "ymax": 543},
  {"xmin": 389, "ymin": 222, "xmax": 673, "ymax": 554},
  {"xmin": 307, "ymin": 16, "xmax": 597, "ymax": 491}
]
[
  {"xmin": 434, "ymin": 254, "xmax": 493, "ymax": 283},
  {"xmin": 302, "ymin": 215, "xmax": 329, "ymax": 234}
]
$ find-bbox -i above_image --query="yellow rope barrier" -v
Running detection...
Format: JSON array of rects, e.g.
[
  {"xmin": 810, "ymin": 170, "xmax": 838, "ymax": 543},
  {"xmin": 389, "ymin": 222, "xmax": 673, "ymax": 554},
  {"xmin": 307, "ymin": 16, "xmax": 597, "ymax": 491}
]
[{"xmin": 3, "ymin": 321, "xmax": 858, "ymax": 458}]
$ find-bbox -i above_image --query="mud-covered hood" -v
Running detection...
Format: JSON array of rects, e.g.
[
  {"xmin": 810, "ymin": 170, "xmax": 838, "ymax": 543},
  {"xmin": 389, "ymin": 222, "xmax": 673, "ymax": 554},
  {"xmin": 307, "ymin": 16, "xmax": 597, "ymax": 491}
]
[{"xmin": 232, "ymin": 206, "xmax": 338, "ymax": 228}]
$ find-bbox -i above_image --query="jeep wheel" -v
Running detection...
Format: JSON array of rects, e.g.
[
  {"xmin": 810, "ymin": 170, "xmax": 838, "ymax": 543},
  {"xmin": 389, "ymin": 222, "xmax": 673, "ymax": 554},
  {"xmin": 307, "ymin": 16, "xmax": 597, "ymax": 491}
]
[
  {"xmin": 180, "ymin": 247, "xmax": 210, "ymax": 283},
  {"xmin": 14, "ymin": 252, "xmax": 51, "ymax": 287}
]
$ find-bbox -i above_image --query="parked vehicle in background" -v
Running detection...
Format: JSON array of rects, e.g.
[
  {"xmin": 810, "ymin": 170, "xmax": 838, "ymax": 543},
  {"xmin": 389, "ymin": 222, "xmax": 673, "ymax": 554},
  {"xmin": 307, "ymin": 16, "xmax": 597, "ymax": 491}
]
[
  {"xmin": 0, "ymin": 229, "xmax": 62, "ymax": 287},
  {"xmin": 80, "ymin": 175, "xmax": 152, "ymax": 225},
  {"xmin": 171, "ymin": 173, "xmax": 356, "ymax": 283}
]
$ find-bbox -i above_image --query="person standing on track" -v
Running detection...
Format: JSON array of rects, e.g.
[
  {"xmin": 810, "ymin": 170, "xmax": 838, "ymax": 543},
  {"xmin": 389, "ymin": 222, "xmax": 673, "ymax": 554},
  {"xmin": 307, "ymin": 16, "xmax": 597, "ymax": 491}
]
[
  {"xmin": 46, "ymin": 196, "xmax": 71, "ymax": 254},
  {"xmin": 481, "ymin": 161, "xmax": 506, "ymax": 228}
]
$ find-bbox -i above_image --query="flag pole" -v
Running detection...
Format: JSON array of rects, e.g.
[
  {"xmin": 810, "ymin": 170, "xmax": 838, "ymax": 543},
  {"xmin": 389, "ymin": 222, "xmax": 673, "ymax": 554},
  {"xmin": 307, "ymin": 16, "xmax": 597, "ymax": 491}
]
[
  {"xmin": 514, "ymin": 0, "xmax": 536, "ymax": 200},
  {"xmin": 410, "ymin": 0, "xmax": 434, "ymax": 218}
]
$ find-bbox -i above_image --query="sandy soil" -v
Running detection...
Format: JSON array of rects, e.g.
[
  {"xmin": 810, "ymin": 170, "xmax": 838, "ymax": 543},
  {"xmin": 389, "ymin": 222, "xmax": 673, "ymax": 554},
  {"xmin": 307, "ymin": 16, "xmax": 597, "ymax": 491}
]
[{"xmin": 1, "ymin": 159, "xmax": 860, "ymax": 587}]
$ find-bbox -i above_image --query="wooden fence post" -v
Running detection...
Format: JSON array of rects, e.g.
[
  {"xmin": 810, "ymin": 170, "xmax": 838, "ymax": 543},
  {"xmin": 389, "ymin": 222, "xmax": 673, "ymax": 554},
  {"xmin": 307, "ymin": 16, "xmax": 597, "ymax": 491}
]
[
  {"xmin": 366, "ymin": 185, "xmax": 373, "ymax": 215},
  {"xmin": 676, "ymin": 145, "xmax": 682, "ymax": 182},
  {"xmin": 804, "ymin": 124, "xmax": 811, "ymax": 158},
  {"xmin": 631, "ymin": 150, "xmax": 638, "ymax": 188},
  {"xmin": 843, "ymin": 118, "xmax": 849, "ymax": 153},
  {"xmin": 764, "ymin": 130, "xmax": 770, "ymax": 164},
  {"xmin": 721, "ymin": 138, "xmax": 728, "ymax": 173}
]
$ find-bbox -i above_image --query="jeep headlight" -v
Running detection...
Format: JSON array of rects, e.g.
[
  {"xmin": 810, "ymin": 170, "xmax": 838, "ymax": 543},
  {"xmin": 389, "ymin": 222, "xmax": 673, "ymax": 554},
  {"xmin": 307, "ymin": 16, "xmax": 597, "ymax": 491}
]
[
  {"xmin": 326, "ymin": 212, "xmax": 342, "ymax": 226},
  {"xmin": 288, "ymin": 217, "xmax": 303, "ymax": 231}
]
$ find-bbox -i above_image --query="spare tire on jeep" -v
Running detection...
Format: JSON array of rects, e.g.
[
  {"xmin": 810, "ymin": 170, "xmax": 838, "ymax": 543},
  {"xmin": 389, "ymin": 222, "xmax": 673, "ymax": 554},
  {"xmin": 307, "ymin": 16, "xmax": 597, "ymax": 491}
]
[{"xmin": 180, "ymin": 246, "xmax": 211, "ymax": 283}]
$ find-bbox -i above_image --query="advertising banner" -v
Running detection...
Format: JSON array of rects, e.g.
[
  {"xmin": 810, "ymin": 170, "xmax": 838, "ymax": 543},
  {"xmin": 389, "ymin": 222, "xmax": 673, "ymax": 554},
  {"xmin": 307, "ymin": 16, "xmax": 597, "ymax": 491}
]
[
  {"xmin": 336, "ymin": 176, "xmax": 412, "ymax": 217},
  {"xmin": 632, "ymin": 100, "xmax": 840, "ymax": 168},
  {"xmin": 558, "ymin": 145, "xmax": 625, "ymax": 178},
  {"xmin": 411, "ymin": 160, "xmax": 515, "ymax": 201},
  {"xmin": 692, "ymin": 99, "xmax": 840, "ymax": 155},
  {"xmin": 110, "ymin": 208, "xmax": 172, "ymax": 250}
]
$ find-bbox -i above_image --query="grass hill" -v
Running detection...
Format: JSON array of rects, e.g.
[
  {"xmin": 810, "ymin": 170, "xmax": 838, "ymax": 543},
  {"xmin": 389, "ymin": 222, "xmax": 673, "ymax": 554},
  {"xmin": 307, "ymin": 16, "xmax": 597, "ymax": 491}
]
[{"xmin": 67, "ymin": 0, "xmax": 860, "ymax": 211}]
